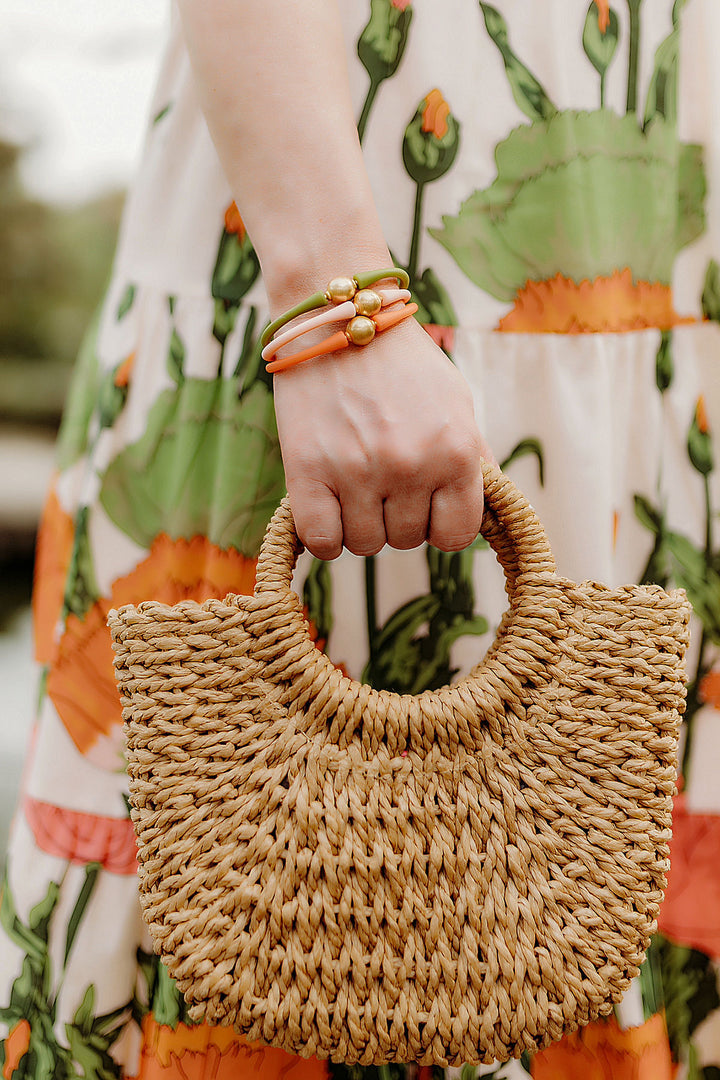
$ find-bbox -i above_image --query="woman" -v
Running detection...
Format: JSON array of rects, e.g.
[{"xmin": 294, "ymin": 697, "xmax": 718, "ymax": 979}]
[{"xmin": 2, "ymin": 1, "xmax": 720, "ymax": 1077}]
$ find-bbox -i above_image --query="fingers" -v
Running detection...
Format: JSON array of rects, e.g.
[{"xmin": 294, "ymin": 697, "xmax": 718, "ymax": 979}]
[
  {"xmin": 427, "ymin": 476, "xmax": 485, "ymax": 552},
  {"xmin": 383, "ymin": 491, "xmax": 431, "ymax": 550},
  {"xmin": 288, "ymin": 478, "xmax": 343, "ymax": 561},
  {"xmin": 290, "ymin": 475, "xmax": 486, "ymax": 558},
  {"xmin": 339, "ymin": 491, "xmax": 386, "ymax": 556}
]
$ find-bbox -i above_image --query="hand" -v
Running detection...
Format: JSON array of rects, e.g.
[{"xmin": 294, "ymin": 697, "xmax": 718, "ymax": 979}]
[{"xmin": 272, "ymin": 315, "xmax": 494, "ymax": 560}]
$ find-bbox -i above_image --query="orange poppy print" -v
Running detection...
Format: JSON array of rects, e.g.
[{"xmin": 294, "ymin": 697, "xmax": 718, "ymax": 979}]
[
  {"xmin": 47, "ymin": 536, "xmax": 257, "ymax": 757},
  {"xmin": 2, "ymin": 1019, "xmax": 31, "ymax": 1080},
  {"xmin": 421, "ymin": 88, "xmax": 450, "ymax": 139},
  {"xmin": 24, "ymin": 796, "xmax": 137, "ymax": 875},
  {"xmin": 531, "ymin": 1013, "xmax": 675, "ymax": 1079},
  {"xmin": 223, "ymin": 201, "xmax": 246, "ymax": 240},
  {"xmin": 131, "ymin": 1015, "xmax": 328, "ymax": 1080},
  {"xmin": 594, "ymin": 0, "xmax": 610, "ymax": 33},
  {"xmin": 658, "ymin": 794, "xmax": 720, "ymax": 959},
  {"xmin": 497, "ymin": 270, "xmax": 690, "ymax": 334},
  {"xmin": 114, "ymin": 351, "xmax": 136, "ymax": 388},
  {"xmin": 699, "ymin": 669, "xmax": 720, "ymax": 708},
  {"xmin": 46, "ymin": 597, "xmax": 119, "ymax": 755},
  {"xmin": 32, "ymin": 482, "xmax": 75, "ymax": 666}
]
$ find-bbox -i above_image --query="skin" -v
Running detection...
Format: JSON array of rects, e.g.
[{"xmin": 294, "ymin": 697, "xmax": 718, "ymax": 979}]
[{"xmin": 176, "ymin": 0, "xmax": 493, "ymax": 559}]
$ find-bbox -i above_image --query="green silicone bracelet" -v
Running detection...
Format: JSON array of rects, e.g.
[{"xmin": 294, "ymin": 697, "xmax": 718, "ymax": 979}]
[
  {"xmin": 259, "ymin": 267, "xmax": 411, "ymax": 349},
  {"xmin": 260, "ymin": 290, "xmax": 328, "ymax": 349},
  {"xmin": 354, "ymin": 267, "xmax": 410, "ymax": 290}
]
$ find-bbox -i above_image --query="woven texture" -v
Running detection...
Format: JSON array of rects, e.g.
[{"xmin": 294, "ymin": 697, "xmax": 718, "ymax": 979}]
[{"xmin": 108, "ymin": 463, "xmax": 691, "ymax": 1066}]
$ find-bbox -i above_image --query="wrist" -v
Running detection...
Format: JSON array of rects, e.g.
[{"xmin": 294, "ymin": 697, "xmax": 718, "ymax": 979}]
[{"xmin": 257, "ymin": 204, "xmax": 393, "ymax": 317}]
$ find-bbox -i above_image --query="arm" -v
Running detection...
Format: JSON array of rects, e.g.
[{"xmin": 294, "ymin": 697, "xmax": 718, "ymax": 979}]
[{"xmin": 176, "ymin": 0, "xmax": 490, "ymax": 558}]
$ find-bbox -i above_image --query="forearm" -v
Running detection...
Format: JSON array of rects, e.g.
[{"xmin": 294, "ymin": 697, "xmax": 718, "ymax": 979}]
[{"xmin": 175, "ymin": 0, "xmax": 391, "ymax": 311}]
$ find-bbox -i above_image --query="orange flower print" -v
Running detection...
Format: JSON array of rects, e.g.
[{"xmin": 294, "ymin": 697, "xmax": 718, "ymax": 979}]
[
  {"xmin": 696, "ymin": 394, "xmax": 709, "ymax": 434},
  {"xmin": 699, "ymin": 669, "xmax": 720, "ymax": 708},
  {"xmin": 223, "ymin": 201, "xmax": 246, "ymax": 240},
  {"xmin": 47, "ymin": 535, "xmax": 257, "ymax": 759},
  {"xmin": 391, "ymin": 0, "xmax": 412, "ymax": 10},
  {"xmin": 532, "ymin": 1013, "xmax": 675, "ymax": 1080},
  {"xmin": 131, "ymin": 1015, "xmax": 328, "ymax": 1080},
  {"xmin": 658, "ymin": 794, "xmax": 720, "ymax": 959},
  {"xmin": 595, "ymin": 0, "xmax": 610, "ymax": 33},
  {"xmin": 24, "ymin": 796, "xmax": 137, "ymax": 874},
  {"xmin": 111, "ymin": 534, "xmax": 257, "ymax": 609},
  {"xmin": 422, "ymin": 324, "xmax": 455, "ymax": 352},
  {"xmin": 2, "ymin": 1019, "xmax": 31, "ymax": 1080},
  {"xmin": 32, "ymin": 482, "xmax": 75, "ymax": 666},
  {"xmin": 421, "ymin": 88, "xmax": 450, "ymax": 139},
  {"xmin": 498, "ymin": 270, "xmax": 690, "ymax": 334},
  {"xmin": 114, "ymin": 351, "xmax": 136, "ymax": 388}
]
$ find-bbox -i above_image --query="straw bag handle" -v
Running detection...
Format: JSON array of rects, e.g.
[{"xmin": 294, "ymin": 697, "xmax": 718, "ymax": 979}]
[{"xmin": 255, "ymin": 460, "xmax": 556, "ymax": 597}]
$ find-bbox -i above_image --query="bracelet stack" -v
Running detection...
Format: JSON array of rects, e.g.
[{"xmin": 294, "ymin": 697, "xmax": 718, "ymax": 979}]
[{"xmin": 260, "ymin": 267, "xmax": 417, "ymax": 374}]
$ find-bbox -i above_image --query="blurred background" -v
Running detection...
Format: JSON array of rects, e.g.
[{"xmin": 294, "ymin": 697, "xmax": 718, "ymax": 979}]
[{"xmin": 0, "ymin": 1, "xmax": 168, "ymax": 855}]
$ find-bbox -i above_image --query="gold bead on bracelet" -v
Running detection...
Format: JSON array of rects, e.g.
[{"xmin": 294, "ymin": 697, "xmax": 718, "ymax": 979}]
[
  {"xmin": 326, "ymin": 276, "xmax": 357, "ymax": 304},
  {"xmin": 346, "ymin": 315, "xmax": 377, "ymax": 346},
  {"xmin": 353, "ymin": 289, "xmax": 382, "ymax": 317}
]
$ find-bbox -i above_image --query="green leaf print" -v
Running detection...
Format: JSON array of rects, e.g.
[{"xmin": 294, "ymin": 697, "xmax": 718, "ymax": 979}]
[
  {"xmin": 116, "ymin": 284, "xmax": 136, "ymax": 320},
  {"xmin": 63, "ymin": 507, "xmax": 101, "ymax": 621},
  {"xmin": 64, "ymin": 863, "xmax": 101, "ymax": 968},
  {"xmin": 666, "ymin": 533, "xmax": 720, "ymax": 642},
  {"xmin": 56, "ymin": 308, "xmax": 102, "ymax": 471},
  {"xmin": 99, "ymin": 377, "xmax": 285, "ymax": 557},
  {"xmin": 364, "ymin": 548, "xmax": 488, "ymax": 694},
  {"xmin": 152, "ymin": 102, "xmax": 172, "ymax": 125},
  {"xmin": 211, "ymin": 226, "xmax": 260, "ymax": 307},
  {"xmin": 97, "ymin": 364, "xmax": 130, "ymax": 430},
  {"xmin": 652, "ymin": 934, "xmax": 720, "ymax": 1065},
  {"xmin": 1, "ymin": 873, "xmax": 58, "ymax": 962},
  {"xmin": 430, "ymin": 111, "xmax": 701, "ymax": 300},
  {"xmin": 656, "ymin": 330, "xmax": 673, "ymax": 392},
  {"xmin": 167, "ymin": 327, "xmax": 185, "ymax": 385},
  {"xmin": 479, "ymin": 4, "xmax": 557, "ymax": 122},
  {"xmin": 678, "ymin": 144, "xmax": 707, "ymax": 253},
  {"xmin": 688, "ymin": 402, "xmax": 714, "ymax": 477},
  {"xmin": 701, "ymin": 259, "xmax": 720, "ymax": 321},
  {"xmin": 0, "ymin": 870, "xmax": 132, "ymax": 1080},
  {"xmin": 410, "ymin": 267, "xmax": 458, "ymax": 327},
  {"xmin": 303, "ymin": 558, "xmax": 334, "ymax": 645}
]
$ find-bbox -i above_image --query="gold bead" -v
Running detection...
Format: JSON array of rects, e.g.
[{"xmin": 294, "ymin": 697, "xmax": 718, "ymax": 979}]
[
  {"xmin": 346, "ymin": 315, "xmax": 376, "ymax": 346},
  {"xmin": 326, "ymin": 276, "xmax": 356, "ymax": 304},
  {"xmin": 354, "ymin": 289, "xmax": 382, "ymax": 317}
]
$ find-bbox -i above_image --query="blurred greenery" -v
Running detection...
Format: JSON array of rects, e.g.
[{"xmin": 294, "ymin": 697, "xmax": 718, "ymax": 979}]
[
  {"xmin": 0, "ymin": 132, "xmax": 124, "ymax": 615},
  {"xmin": 0, "ymin": 135, "xmax": 124, "ymax": 426}
]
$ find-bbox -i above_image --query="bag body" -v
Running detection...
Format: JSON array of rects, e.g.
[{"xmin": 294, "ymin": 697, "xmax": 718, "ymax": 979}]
[{"xmin": 108, "ymin": 464, "xmax": 691, "ymax": 1065}]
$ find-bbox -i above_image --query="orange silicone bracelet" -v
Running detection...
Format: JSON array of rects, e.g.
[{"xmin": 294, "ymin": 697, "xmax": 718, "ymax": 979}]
[{"xmin": 265, "ymin": 302, "xmax": 418, "ymax": 374}]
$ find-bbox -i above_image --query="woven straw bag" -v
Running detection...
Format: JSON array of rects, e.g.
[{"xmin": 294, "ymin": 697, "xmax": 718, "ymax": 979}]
[{"xmin": 108, "ymin": 462, "xmax": 691, "ymax": 1067}]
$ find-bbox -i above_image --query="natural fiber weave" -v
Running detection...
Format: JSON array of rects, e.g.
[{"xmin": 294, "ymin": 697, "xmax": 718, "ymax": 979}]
[{"xmin": 108, "ymin": 463, "xmax": 691, "ymax": 1066}]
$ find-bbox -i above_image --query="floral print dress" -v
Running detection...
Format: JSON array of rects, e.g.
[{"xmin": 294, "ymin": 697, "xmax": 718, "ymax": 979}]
[{"xmin": 3, "ymin": 1, "xmax": 720, "ymax": 1077}]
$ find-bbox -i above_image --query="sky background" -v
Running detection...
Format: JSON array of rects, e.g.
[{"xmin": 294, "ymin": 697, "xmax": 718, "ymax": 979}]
[{"xmin": 0, "ymin": 1, "xmax": 168, "ymax": 204}]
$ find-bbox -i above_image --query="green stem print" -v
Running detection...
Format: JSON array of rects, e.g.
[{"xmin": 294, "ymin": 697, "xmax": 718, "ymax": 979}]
[
  {"xmin": 357, "ymin": 81, "xmax": 380, "ymax": 146},
  {"xmin": 365, "ymin": 554, "xmax": 380, "ymax": 686},
  {"xmin": 626, "ymin": 0, "xmax": 643, "ymax": 113},
  {"xmin": 407, "ymin": 182, "xmax": 425, "ymax": 283}
]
